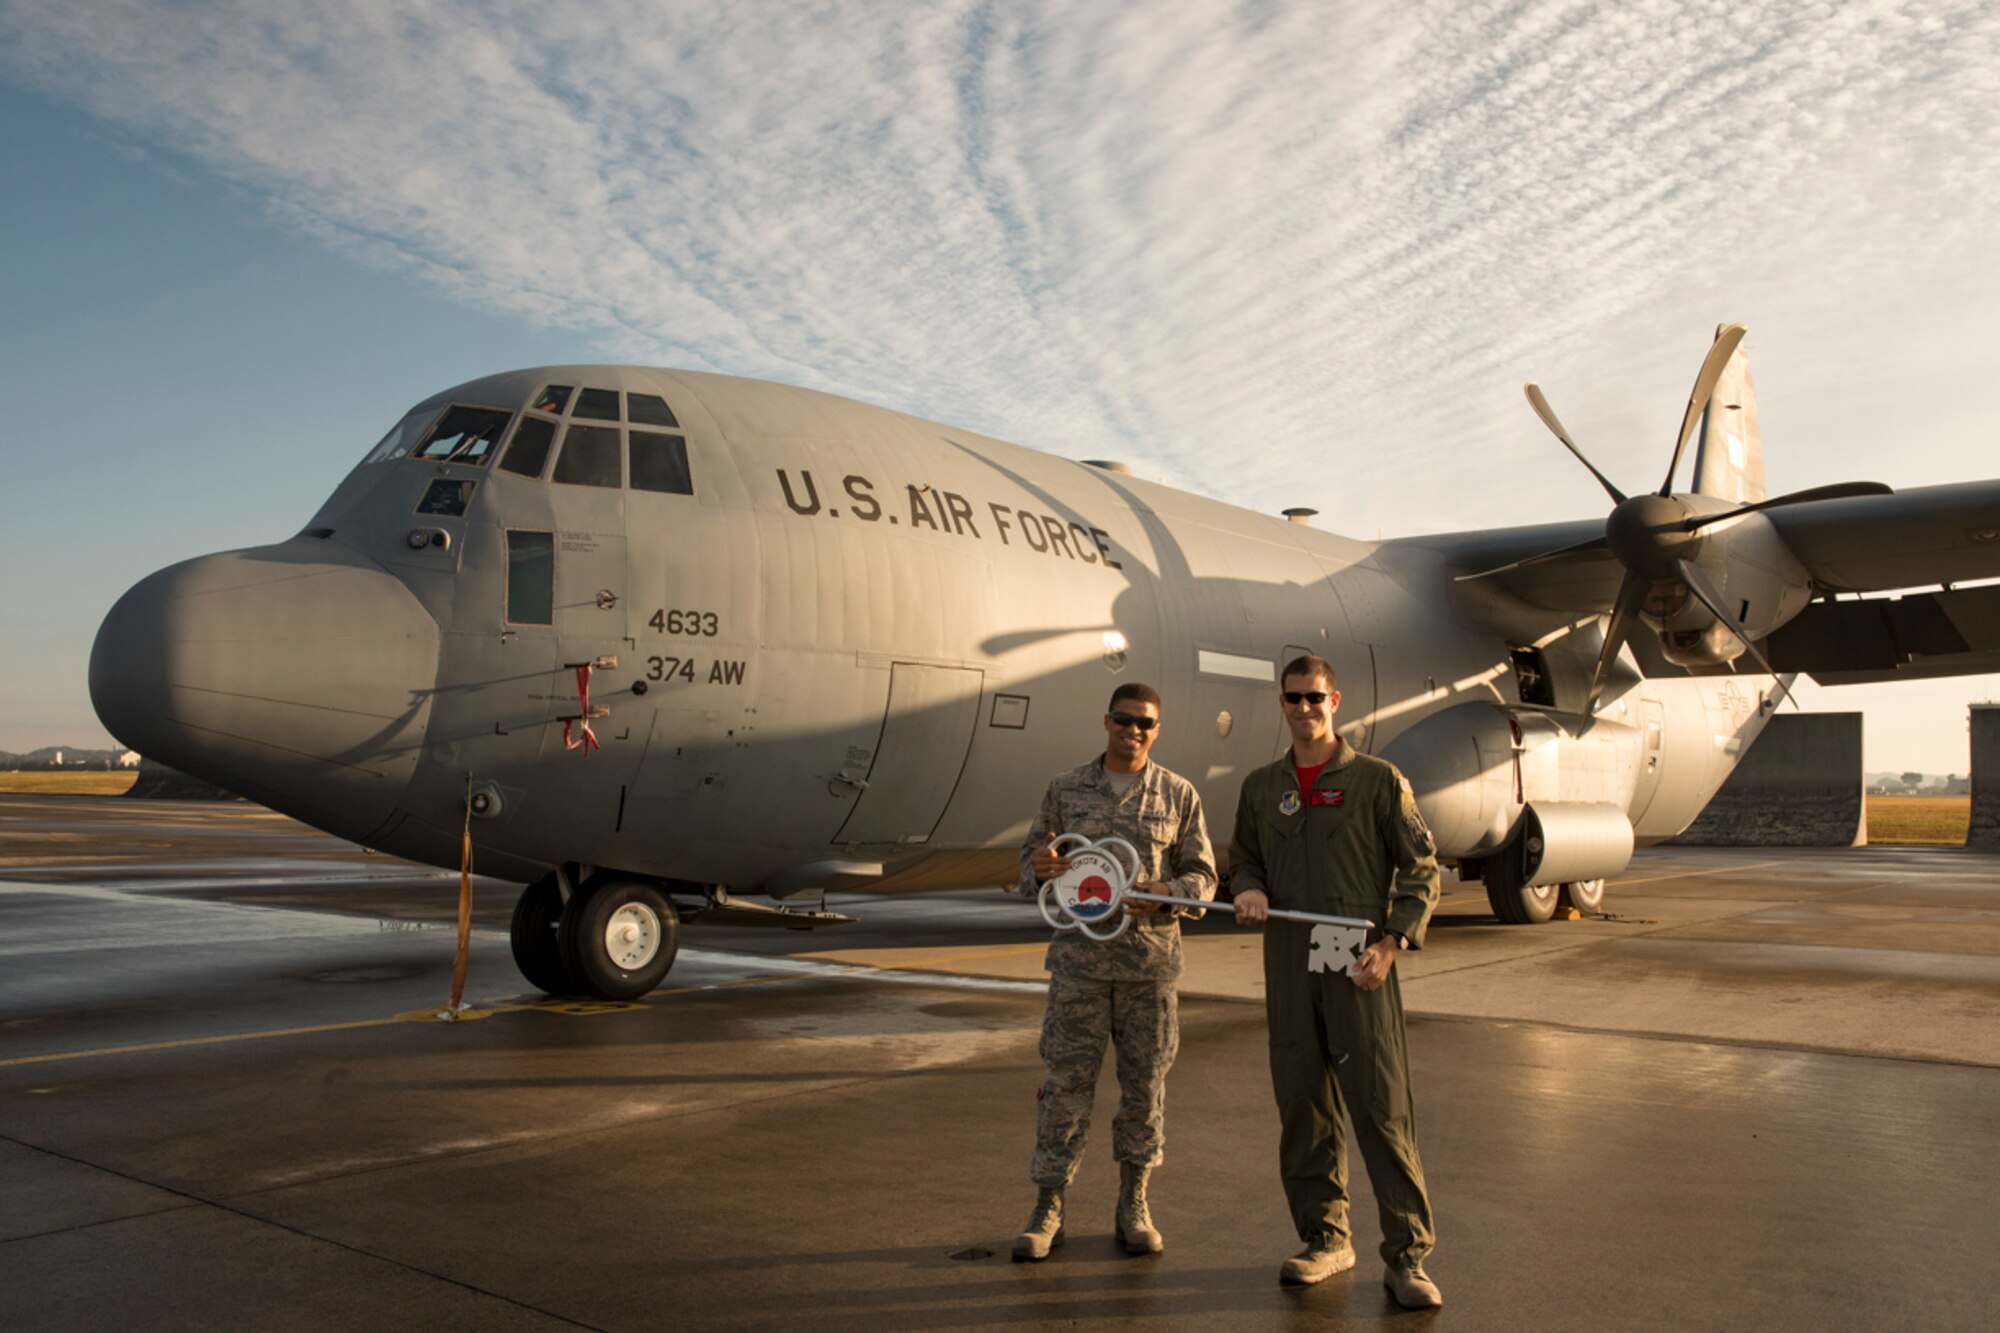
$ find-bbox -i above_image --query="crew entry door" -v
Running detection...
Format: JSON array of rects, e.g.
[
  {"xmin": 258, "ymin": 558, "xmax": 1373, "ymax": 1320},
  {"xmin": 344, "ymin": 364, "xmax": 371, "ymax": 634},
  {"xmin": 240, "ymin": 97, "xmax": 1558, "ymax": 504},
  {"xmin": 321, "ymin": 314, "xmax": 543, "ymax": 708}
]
[{"xmin": 836, "ymin": 664, "xmax": 984, "ymax": 846}]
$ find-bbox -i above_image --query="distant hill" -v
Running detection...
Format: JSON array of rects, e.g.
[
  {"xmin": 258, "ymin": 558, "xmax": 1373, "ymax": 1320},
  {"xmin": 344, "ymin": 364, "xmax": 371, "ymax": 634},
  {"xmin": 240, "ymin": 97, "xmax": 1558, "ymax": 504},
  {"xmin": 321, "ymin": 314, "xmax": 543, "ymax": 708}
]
[
  {"xmin": 1865, "ymin": 770, "xmax": 1969, "ymax": 794},
  {"xmin": 3, "ymin": 745, "xmax": 130, "ymax": 770}
]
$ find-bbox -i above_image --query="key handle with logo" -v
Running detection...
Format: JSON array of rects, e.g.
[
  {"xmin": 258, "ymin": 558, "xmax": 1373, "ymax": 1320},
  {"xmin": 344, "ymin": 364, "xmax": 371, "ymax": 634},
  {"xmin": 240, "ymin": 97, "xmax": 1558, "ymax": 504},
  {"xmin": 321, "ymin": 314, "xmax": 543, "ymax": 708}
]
[
  {"xmin": 1037, "ymin": 833, "xmax": 1146, "ymax": 941},
  {"xmin": 1036, "ymin": 830, "xmax": 1379, "ymax": 968}
]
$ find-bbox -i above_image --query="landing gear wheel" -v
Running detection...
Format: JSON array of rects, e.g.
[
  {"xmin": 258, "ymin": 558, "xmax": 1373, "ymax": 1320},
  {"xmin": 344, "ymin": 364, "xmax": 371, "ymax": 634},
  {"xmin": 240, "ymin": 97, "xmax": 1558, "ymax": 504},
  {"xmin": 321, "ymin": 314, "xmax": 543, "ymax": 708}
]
[
  {"xmin": 1483, "ymin": 850, "xmax": 1559, "ymax": 925},
  {"xmin": 558, "ymin": 877, "xmax": 680, "ymax": 1000},
  {"xmin": 1560, "ymin": 879, "xmax": 1607, "ymax": 914},
  {"xmin": 510, "ymin": 874, "xmax": 574, "ymax": 994}
]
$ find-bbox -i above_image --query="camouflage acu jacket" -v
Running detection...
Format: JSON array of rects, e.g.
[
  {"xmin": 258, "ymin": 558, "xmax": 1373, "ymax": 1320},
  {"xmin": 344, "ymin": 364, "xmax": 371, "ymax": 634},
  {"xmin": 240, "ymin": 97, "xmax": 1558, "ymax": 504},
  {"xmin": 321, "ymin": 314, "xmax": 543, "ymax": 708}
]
[{"xmin": 1018, "ymin": 757, "xmax": 1217, "ymax": 980}]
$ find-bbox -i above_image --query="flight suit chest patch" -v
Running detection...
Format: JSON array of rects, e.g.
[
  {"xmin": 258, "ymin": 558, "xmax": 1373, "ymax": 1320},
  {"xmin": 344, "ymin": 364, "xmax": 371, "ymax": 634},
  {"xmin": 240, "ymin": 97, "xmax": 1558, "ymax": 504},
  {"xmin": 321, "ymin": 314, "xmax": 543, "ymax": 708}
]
[
  {"xmin": 1278, "ymin": 790, "xmax": 1301, "ymax": 816},
  {"xmin": 1309, "ymin": 789, "xmax": 1347, "ymax": 808}
]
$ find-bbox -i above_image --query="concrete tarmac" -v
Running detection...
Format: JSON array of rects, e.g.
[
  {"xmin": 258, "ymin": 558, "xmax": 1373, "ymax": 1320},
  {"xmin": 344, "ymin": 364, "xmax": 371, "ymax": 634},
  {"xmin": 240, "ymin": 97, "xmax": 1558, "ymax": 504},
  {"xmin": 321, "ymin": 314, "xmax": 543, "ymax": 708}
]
[{"xmin": 3, "ymin": 795, "xmax": 1997, "ymax": 1330}]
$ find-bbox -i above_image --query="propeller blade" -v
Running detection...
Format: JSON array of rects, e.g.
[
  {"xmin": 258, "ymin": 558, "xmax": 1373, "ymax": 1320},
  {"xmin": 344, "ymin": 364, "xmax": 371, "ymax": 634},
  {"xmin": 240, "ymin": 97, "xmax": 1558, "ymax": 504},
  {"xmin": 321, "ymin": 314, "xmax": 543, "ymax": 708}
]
[
  {"xmin": 1584, "ymin": 568, "xmax": 1647, "ymax": 718},
  {"xmin": 1675, "ymin": 559, "xmax": 1796, "ymax": 710},
  {"xmin": 1660, "ymin": 323, "xmax": 1747, "ymax": 497},
  {"xmin": 1453, "ymin": 535, "xmax": 1612, "ymax": 583},
  {"xmin": 1524, "ymin": 383, "xmax": 1627, "ymax": 504},
  {"xmin": 1679, "ymin": 481, "xmax": 1896, "ymax": 533}
]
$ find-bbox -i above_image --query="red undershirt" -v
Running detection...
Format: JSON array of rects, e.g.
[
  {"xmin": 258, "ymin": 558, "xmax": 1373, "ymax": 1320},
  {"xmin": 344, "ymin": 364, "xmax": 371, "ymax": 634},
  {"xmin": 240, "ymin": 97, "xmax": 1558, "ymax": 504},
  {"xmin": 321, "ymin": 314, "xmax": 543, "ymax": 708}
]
[{"xmin": 1294, "ymin": 758, "xmax": 1329, "ymax": 796}]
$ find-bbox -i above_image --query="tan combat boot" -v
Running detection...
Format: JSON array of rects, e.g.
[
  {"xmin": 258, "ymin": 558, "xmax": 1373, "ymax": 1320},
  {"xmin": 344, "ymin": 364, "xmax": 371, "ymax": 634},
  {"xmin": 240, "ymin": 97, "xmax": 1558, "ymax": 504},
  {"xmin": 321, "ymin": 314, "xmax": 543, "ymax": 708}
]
[
  {"xmin": 1279, "ymin": 1239, "xmax": 1357, "ymax": 1286},
  {"xmin": 1384, "ymin": 1260, "xmax": 1444, "ymax": 1308},
  {"xmin": 1116, "ymin": 1162, "xmax": 1164, "ymax": 1255},
  {"xmin": 1012, "ymin": 1187, "xmax": 1064, "ymax": 1262}
]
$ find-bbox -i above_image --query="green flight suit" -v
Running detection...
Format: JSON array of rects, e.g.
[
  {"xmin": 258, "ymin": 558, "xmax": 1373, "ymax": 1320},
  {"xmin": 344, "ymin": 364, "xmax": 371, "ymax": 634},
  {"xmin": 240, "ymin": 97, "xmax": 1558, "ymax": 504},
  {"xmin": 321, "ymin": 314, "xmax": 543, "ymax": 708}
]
[{"xmin": 1229, "ymin": 740, "xmax": 1441, "ymax": 1267}]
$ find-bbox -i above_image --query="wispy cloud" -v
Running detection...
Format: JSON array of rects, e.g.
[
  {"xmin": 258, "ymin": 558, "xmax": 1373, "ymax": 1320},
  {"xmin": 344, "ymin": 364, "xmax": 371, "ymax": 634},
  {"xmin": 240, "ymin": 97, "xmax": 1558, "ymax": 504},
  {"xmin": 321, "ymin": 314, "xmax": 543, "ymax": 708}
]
[{"xmin": 5, "ymin": 0, "xmax": 1999, "ymax": 533}]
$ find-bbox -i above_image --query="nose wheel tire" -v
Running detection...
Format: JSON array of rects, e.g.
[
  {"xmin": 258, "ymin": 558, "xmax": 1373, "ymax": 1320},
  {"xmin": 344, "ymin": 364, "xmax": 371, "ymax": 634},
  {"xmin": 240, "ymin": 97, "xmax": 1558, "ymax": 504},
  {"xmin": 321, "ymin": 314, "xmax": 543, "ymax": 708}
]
[
  {"xmin": 510, "ymin": 874, "xmax": 574, "ymax": 994},
  {"xmin": 558, "ymin": 877, "xmax": 680, "ymax": 1000}
]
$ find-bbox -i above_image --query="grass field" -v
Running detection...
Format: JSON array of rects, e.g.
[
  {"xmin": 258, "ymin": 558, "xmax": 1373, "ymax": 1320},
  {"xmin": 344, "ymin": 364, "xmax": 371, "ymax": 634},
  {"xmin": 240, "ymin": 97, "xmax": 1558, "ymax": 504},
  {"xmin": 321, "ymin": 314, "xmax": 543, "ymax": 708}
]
[
  {"xmin": 0, "ymin": 771, "xmax": 139, "ymax": 796},
  {"xmin": 1866, "ymin": 795, "xmax": 1970, "ymax": 846}
]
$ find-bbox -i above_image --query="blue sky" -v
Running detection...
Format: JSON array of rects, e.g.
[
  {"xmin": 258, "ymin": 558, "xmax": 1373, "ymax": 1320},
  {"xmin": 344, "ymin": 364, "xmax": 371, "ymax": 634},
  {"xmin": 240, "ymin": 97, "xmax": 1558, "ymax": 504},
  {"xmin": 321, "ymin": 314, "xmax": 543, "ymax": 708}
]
[{"xmin": 4, "ymin": 1, "xmax": 2000, "ymax": 771}]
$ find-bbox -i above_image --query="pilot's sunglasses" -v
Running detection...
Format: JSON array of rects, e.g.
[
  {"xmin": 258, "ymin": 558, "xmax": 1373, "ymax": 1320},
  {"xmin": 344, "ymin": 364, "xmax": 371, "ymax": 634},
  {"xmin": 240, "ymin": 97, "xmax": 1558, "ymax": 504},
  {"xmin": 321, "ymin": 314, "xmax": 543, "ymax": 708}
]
[
  {"xmin": 1109, "ymin": 711, "xmax": 1160, "ymax": 732},
  {"xmin": 1283, "ymin": 691, "xmax": 1330, "ymax": 705}
]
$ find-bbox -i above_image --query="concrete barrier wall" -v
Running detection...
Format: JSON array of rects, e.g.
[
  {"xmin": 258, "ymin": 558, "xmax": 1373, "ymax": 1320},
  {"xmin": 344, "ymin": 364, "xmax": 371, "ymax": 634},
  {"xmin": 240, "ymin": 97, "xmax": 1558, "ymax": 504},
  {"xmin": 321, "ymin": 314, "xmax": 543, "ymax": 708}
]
[
  {"xmin": 1966, "ymin": 706, "xmax": 2000, "ymax": 849},
  {"xmin": 1674, "ymin": 712, "xmax": 1865, "ymax": 847}
]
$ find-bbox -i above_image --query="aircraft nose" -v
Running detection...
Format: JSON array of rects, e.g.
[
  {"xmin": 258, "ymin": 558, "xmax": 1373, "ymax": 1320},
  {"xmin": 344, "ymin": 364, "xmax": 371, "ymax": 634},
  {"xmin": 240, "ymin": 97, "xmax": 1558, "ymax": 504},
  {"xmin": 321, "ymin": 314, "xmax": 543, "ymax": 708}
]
[{"xmin": 90, "ymin": 539, "xmax": 440, "ymax": 843}]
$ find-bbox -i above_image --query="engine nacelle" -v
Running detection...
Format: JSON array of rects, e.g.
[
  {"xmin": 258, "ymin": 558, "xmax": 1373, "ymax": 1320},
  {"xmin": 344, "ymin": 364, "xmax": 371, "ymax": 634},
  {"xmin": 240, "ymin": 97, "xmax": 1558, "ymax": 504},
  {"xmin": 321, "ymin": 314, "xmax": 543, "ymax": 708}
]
[{"xmin": 1644, "ymin": 507, "xmax": 1813, "ymax": 668}]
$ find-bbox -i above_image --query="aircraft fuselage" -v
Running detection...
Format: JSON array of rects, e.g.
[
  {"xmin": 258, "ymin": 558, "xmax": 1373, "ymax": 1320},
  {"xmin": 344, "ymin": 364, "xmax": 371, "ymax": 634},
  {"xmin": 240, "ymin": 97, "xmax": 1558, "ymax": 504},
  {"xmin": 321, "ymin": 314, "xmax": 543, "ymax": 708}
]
[{"xmin": 91, "ymin": 365, "xmax": 1778, "ymax": 913}]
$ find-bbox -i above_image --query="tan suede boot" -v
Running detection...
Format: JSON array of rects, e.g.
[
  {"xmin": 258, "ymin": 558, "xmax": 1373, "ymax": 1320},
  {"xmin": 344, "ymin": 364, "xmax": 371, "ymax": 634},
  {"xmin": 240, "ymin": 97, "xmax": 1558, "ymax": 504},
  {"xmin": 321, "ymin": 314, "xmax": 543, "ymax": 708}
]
[
  {"xmin": 1012, "ymin": 1187, "xmax": 1064, "ymax": 1262},
  {"xmin": 1116, "ymin": 1162, "xmax": 1163, "ymax": 1255}
]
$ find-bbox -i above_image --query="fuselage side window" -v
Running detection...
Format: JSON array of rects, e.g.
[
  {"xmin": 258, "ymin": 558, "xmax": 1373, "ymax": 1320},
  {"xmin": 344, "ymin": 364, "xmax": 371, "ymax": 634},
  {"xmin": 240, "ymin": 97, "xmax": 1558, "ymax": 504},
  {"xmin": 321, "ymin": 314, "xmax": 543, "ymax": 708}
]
[
  {"xmin": 573, "ymin": 387, "xmax": 621, "ymax": 422},
  {"xmin": 504, "ymin": 530, "xmax": 555, "ymax": 625},
  {"xmin": 552, "ymin": 424, "xmax": 622, "ymax": 488},
  {"xmin": 364, "ymin": 404, "xmax": 442, "ymax": 464},
  {"xmin": 532, "ymin": 385, "xmax": 574, "ymax": 415},
  {"xmin": 416, "ymin": 478, "xmax": 477, "ymax": 517},
  {"xmin": 628, "ymin": 393, "xmax": 680, "ymax": 428},
  {"xmin": 630, "ymin": 431, "xmax": 693, "ymax": 495},
  {"xmin": 412, "ymin": 405, "xmax": 513, "ymax": 465},
  {"xmin": 498, "ymin": 415, "xmax": 558, "ymax": 478}
]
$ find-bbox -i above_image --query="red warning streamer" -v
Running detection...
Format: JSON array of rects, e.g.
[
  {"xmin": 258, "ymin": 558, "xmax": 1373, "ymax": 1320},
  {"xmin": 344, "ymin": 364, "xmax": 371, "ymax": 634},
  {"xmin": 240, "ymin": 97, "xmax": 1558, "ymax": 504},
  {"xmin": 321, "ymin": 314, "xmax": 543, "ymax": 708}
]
[{"xmin": 563, "ymin": 664, "xmax": 600, "ymax": 755}]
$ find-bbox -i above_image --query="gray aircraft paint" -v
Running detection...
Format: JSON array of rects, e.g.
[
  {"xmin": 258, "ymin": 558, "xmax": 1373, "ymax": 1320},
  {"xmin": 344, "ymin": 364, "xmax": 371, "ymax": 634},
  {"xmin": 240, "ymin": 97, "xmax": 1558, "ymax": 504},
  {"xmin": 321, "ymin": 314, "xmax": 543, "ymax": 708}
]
[{"xmin": 89, "ymin": 344, "xmax": 2000, "ymax": 968}]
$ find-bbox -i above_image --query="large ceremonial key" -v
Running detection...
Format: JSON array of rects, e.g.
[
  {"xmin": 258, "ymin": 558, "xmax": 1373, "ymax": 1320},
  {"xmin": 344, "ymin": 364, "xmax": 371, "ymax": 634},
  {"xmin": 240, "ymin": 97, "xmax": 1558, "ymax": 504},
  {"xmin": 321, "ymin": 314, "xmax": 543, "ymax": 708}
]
[{"xmin": 1037, "ymin": 833, "xmax": 1377, "ymax": 976}]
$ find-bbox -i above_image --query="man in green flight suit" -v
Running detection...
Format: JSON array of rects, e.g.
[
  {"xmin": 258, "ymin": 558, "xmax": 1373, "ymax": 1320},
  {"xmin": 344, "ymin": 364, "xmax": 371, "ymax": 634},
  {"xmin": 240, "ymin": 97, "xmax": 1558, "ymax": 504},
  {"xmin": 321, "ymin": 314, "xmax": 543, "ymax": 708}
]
[
  {"xmin": 1230, "ymin": 654, "xmax": 1444, "ymax": 1309},
  {"xmin": 1012, "ymin": 682, "xmax": 1217, "ymax": 1262}
]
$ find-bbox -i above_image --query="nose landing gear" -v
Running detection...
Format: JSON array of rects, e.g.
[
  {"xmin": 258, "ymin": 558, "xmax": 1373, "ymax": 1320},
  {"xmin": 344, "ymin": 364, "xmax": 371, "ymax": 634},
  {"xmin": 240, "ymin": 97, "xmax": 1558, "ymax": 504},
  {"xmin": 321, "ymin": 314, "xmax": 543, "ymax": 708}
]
[{"xmin": 509, "ymin": 871, "xmax": 682, "ymax": 1000}]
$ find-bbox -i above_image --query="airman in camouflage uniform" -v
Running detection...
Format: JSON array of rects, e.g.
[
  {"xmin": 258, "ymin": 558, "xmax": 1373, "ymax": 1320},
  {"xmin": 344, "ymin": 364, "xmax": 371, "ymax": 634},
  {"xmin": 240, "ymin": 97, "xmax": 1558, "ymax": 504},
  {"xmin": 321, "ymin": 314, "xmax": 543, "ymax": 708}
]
[
  {"xmin": 1011, "ymin": 682, "xmax": 1216, "ymax": 1262},
  {"xmin": 1231, "ymin": 655, "xmax": 1445, "ymax": 1309}
]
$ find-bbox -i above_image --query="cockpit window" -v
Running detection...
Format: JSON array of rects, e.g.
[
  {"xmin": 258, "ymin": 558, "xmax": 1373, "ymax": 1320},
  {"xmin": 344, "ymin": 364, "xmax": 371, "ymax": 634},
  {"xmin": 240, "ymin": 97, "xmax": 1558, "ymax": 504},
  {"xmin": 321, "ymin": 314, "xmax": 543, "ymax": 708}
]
[
  {"xmin": 551, "ymin": 424, "xmax": 622, "ymax": 488},
  {"xmin": 629, "ymin": 393, "xmax": 680, "ymax": 428},
  {"xmin": 498, "ymin": 416, "xmax": 557, "ymax": 478},
  {"xmin": 412, "ymin": 405, "xmax": 513, "ymax": 465},
  {"xmin": 416, "ymin": 478, "xmax": 477, "ymax": 517},
  {"xmin": 532, "ymin": 385, "xmax": 573, "ymax": 415},
  {"xmin": 630, "ymin": 431, "xmax": 693, "ymax": 495},
  {"xmin": 364, "ymin": 404, "xmax": 442, "ymax": 464},
  {"xmin": 573, "ymin": 387, "xmax": 621, "ymax": 421}
]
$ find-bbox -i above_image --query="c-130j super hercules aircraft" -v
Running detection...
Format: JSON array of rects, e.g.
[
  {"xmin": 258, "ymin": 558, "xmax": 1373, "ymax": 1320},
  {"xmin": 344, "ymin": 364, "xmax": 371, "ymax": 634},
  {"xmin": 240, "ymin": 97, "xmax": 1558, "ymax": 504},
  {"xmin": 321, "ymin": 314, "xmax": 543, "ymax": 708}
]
[{"xmin": 90, "ymin": 324, "xmax": 2000, "ymax": 999}]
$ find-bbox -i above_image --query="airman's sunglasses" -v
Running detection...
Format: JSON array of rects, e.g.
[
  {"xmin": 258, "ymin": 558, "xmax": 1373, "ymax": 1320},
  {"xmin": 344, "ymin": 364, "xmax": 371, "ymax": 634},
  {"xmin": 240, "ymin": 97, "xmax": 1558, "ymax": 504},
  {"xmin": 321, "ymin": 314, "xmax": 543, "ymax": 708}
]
[
  {"xmin": 1282, "ymin": 691, "xmax": 1330, "ymax": 706},
  {"xmin": 1109, "ymin": 711, "xmax": 1159, "ymax": 732}
]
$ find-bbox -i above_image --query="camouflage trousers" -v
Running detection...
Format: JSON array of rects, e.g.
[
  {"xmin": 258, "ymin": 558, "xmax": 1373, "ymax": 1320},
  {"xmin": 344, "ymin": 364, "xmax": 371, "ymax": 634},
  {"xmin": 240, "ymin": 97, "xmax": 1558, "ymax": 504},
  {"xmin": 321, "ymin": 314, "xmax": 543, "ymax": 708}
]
[{"xmin": 1029, "ymin": 973, "xmax": 1180, "ymax": 1187}]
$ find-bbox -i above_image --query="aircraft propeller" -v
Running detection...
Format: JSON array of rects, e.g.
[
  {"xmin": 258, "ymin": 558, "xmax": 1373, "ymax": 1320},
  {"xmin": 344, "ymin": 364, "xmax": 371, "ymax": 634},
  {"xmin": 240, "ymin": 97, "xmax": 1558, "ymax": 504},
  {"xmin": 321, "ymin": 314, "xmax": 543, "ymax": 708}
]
[{"xmin": 1461, "ymin": 324, "xmax": 1891, "ymax": 717}]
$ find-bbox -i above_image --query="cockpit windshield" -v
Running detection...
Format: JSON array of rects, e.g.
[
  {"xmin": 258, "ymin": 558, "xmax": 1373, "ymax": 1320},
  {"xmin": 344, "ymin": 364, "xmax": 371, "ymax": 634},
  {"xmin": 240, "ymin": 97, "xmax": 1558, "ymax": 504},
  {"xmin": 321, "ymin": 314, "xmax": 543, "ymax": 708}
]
[
  {"xmin": 362, "ymin": 383, "xmax": 695, "ymax": 494},
  {"xmin": 364, "ymin": 402, "xmax": 513, "ymax": 466},
  {"xmin": 364, "ymin": 404, "xmax": 440, "ymax": 464},
  {"xmin": 411, "ymin": 406, "xmax": 513, "ymax": 465}
]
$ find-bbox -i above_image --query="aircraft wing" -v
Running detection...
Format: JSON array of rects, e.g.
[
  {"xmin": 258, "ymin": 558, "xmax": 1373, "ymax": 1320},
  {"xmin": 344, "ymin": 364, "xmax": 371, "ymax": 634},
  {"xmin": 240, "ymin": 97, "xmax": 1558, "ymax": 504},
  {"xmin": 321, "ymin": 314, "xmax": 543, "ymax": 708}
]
[
  {"xmin": 1420, "ymin": 518, "xmax": 1623, "ymax": 614},
  {"xmin": 1760, "ymin": 478, "xmax": 2000, "ymax": 593},
  {"xmin": 1766, "ymin": 584, "xmax": 2000, "ymax": 683},
  {"xmin": 1418, "ymin": 479, "xmax": 2000, "ymax": 684},
  {"xmin": 1758, "ymin": 479, "xmax": 2000, "ymax": 684}
]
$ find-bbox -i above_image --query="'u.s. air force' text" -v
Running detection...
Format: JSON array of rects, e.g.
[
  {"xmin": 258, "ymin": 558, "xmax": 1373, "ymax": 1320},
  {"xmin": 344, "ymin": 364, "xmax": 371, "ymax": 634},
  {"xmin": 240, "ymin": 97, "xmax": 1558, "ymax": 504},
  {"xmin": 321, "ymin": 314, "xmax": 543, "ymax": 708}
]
[{"xmin": 776, "ymin": 470, "xmax": 1122, "ymax": 569}]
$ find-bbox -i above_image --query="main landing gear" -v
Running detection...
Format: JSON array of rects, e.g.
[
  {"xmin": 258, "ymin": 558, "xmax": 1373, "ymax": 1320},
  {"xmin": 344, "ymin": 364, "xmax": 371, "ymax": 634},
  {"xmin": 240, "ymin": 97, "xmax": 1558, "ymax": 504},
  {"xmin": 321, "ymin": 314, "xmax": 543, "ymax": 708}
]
[
  {"xmin": 509, "ymin": 870, "xmax": 683, "ymax": 1000},
  {"xmin": 1476, "ymin": 851, "xmax": 1608, "ymax": 924}
]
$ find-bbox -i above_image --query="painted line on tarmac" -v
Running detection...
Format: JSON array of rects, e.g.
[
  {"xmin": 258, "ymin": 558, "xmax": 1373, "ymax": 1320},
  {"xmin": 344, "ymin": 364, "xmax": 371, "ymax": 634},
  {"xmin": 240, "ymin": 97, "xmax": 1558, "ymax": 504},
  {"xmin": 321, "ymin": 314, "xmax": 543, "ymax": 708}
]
[
  {"xmin": 1614, "ymin": 859, "xmax": 1786, "ymax": 887},
  {"xmin": 663, "ymin": 944, "xmax": 1050, "ymax": 996},
  {"xmin": 0, "ymin": 1009, "xmax": 519, "ymax": 1069},
  {"xmin": 0, "ymin": 946, "xmax": 1047, "ymax": 1069}
]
